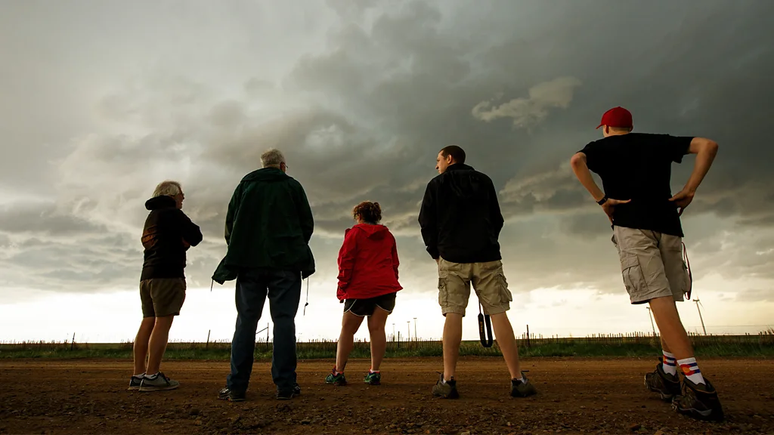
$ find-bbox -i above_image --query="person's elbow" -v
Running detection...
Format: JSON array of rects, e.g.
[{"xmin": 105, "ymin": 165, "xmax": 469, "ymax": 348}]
[
  {"xmin": 690, "ymin": 137, "xmax": 719, "ymax": 156},
  {"xmin": 706, "ymin": 139, "xmax": 719, "ymax": 156},
  {"xmin": 570, "ymin": 152, "xmax": 587, "ymax": 168}
]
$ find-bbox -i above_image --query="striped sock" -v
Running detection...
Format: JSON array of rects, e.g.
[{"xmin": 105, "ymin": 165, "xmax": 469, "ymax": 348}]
[
  {"xmin": 678, "ymin": 357, "xmax": 705, "ymax": 385},
  {"xmin": 661, "ymin": 351, "xmax": 677, "ymax": 376}
]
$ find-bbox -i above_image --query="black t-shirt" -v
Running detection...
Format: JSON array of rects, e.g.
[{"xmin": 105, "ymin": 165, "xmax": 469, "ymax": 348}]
[{"xmin": 580, "ymin": 133, "xmax": 692, "ymax": 237}]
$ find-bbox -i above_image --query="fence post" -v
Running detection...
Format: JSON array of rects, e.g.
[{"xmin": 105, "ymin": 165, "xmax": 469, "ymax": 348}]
[
  {"xmin": 70, "ymin": 333, "xmax": 75, "ymax": 351},
  {"xmin": 206, "ymin": 330, "xmax": 211, "ymax": 349},
  {"xmin": 526, "ymin": 324, "xmax": 531, "ymax": 348}
]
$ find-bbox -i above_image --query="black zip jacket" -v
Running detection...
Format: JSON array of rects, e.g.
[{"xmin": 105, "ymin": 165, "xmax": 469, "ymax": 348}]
[
  {"xmin": 418, "ymin": 163, "xmax": 504, "ymax": 263},
  {"xmin": 140, "ymin": 195, "xmax": 203, "ymax": 281}
]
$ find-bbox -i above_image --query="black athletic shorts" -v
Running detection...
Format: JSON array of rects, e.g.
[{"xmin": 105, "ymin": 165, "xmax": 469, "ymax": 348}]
[{"xmin": 343, "ymin": 292, "xmax": 397, "ymax": 317}]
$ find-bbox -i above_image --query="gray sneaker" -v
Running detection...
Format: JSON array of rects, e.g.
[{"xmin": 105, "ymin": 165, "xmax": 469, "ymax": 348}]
[
  {"xmin": 511, "ymin": 373, "xmax": 538, "ymax": 398},
  {"xmin": 431, "ymin": 373, "xmax": 459, "ymax": 399},
  {"xmin": 128, "ymin": 375, "xmax": 144, "ymax": 391},
  {"xmin": 139, "ymin": 372, "xmax": 180, "ymax": 392}
]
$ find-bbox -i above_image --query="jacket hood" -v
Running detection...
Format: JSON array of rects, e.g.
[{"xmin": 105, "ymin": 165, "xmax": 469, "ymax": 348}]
[
  {"xmin": 349, "ymin": 223, "xmax": 389, "ymax": 240},
  {"xmin": 444, "ymin": 164, "xmax": 485, "ymax": 200},
  {"xmin": 145, "ymin": 195, "xmax": 177, "ymax": 211},
  {"xmin": 241, "ymin": 167, "xmax": 289, "ymax": 183}
]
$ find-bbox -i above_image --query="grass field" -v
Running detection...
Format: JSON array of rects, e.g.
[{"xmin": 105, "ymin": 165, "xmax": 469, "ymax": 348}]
[{"xmin": 2, "ymin": 332, "xmax": 773, "ymax": 360}]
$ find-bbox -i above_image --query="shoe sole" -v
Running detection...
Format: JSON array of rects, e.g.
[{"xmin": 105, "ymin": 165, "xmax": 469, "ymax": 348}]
[
  {"xmin": 510, "ymin": 391, "xmax": 537, "ymax": 398},
  {"xmin": 432, "ymin": 391, "xmax": 459, "ymax": 399},
  {"xmin": 672, "ymin": 403, "xmax": 724, "ymax": 422},
  {"xmin": 326, "ymin": 380, "xmax": 347, "ymax": 386},
  {"xmin": 365, "ymin": 380, "xmax": 381, "ymax": 385},
  {"xmin": 139, "ymin": 384, "xmax": 180, "ymax": 392},
  {"xmin": 276, "ymin": 393, "xmax": 296, "ymax": 400},
  {"xmin": 127, "ymin": 386, "xmax": 140, "ymax": 391}
]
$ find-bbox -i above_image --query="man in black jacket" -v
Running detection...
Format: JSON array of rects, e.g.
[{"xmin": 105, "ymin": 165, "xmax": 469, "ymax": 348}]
[
  {"xmin": 418, "ymin": 145, "xmax": 536, "ymax": 399},
  {"xmin": 131, "ymin": 180, "xmax": 202, "ymax": 392}
]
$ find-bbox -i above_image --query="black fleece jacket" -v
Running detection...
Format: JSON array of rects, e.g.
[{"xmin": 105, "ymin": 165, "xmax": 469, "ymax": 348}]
[
  {"xmin": 140, "ymin": 195, "xmax": 202, "ymax": 281},
  {"xmin": 418, "ymin": 163, "xmax": 504, "ymax": 264}
]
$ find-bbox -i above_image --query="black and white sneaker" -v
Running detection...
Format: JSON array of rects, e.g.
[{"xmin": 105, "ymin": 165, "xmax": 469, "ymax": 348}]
[
  {"xmin": 218, "ymin": 387, "xmax": 246, "ymax": 402},
  {"xmin": 139, "ymin": 372, "xmax": 180, "ymax": 392},
  {"xmin": 128, "ymin": 374, "xmax": 144, "ymax": 391}
]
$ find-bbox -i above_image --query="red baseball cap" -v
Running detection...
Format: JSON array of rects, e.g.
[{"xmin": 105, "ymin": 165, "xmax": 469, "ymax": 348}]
[{"xmin": 596, "ymin": 106, "xmax": 633, "ymax": 129}]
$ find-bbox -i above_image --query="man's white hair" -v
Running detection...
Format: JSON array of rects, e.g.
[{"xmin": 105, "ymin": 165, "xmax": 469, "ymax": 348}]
[
  {"xmin": 152, "ymin": 180, "xmax": 182, "ymax": 198},
  {"xmin": 261, "ymin": 148, "xmax": 286, "ymax": 168}
]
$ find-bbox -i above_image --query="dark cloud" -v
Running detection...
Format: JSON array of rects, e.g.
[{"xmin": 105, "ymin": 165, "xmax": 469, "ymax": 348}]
[
  {"xmin": 1, "ymin": 0, "xmax": 773, "ymax": 307},
  {"xmin": 0, "ymin": 202, "xmax": 106, "ymax": 236}
]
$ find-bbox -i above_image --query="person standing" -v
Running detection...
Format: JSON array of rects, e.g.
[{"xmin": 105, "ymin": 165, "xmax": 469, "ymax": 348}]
[
  {"xmin": 325, "ymin": 201, "xmax": 402, "ymax": 386},
  {"xmin": 132, "ymin": 180, "xmax": 202, "ymax": 392},
  {"xmin": 570, "ymin": 106, "xmax": 723, "ymax": 421},
  {"xmin": 418, "ymin": 145, "xmax": 537, "ymax": 399},
  {"xmin": 213, "ymin": 148, "xmax": 315, "ymax": 401}
]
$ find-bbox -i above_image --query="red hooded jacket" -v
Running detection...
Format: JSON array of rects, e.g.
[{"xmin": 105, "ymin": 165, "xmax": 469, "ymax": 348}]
[{"xmin": 336, "ymin": 223, "xmax": 402, "ymax": 301}]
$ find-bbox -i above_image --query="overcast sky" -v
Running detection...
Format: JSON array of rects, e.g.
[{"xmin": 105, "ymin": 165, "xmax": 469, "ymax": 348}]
[{"xmin": 1, "ymin": 0, "xmax": 773, "ymax": 342}]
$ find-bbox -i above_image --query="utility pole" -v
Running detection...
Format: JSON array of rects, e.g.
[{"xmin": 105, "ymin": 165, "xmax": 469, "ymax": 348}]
[
  {"xmin": 413, "ymin": 318, "xmax": 418, "ymax": 341},
  {"xmin": 646, "ymin": 307, "xmax": 657, "ymax": 336},
  {"xmin": 392, "ymin": 323, "xmax": 395, "ymax": 341},
  {"xmin": 694, "ymin": 299, "xmax": 707, "ymax": 335},
  {"xmin": 407, "ymin": 321, "xmax": 411, "ymax": 341}
]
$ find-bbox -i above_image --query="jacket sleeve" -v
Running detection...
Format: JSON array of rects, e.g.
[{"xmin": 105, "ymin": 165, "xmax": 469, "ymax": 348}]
[
  {"xmin": 337, "ymin": 230, "xmax": 357, "ymax": 289},
  {"xmin": 224, "ymin": 183, "xmax": 242, "ymax": 245},
  {"xmin": 489, "ymin": 179, "xmax": 504, "ymax": 236},
  {"xmin": 178, "ymin": 210, "xmax": 203, "ymax": 246},
  {"xmin": 418, "ymin": 182, "xmax": 439, "ymax": 259},
  {"xmin": 294, "ymin": 182, "xmax": 314, "ymax": 243},
  {"xmin": 391, "ymin": 233, "xmax": 400, "ymax": 280}
]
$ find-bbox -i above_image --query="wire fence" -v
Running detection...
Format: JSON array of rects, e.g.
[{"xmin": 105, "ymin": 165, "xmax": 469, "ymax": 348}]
[{"xmin": 2, "ymin": 328, "xmax": 772, "ymax": 358}]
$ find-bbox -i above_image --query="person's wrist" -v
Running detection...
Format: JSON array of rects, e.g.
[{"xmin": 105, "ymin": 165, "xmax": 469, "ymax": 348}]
[{"xmin": 596, "ymin": 196, "xmax": 609, "ymax": 205}]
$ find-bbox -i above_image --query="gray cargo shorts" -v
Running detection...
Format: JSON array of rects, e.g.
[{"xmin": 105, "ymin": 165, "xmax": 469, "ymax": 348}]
[{"xmin": 612, "ymin": 226, "xmax": 692, "ymax": 304}]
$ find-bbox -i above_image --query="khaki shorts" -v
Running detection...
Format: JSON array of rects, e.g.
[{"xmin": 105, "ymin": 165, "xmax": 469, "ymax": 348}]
[
  {"xmin": 612, "ymin": 226, "xmax": 691, "ymax": 304},
  {"xmin": 437, "ymin": 258, "xmax": 512, "ymax": 316},
  {"xmin": 140, "ymin": 278, "xmax": 187, "ymax": 318}
]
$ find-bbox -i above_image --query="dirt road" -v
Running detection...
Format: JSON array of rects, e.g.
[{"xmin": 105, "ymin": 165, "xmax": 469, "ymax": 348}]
[{"xmin": 1, "ymin": 357, "xmax": 772, "ymax": 434}]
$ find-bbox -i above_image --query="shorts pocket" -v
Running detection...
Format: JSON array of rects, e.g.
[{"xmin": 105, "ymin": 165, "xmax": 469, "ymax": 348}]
[
  {"xmin": 682, "ymin": 260, "xmax": 692, "ymax": 295},
  {"xmin": 620, "ymin": 252, "xmax": 647, "ymax": 295},
  {"xmin": 438, "ymin": 277, "xmax": 447, "ymax": 307},
  {"xmin": 498, "ymin": 271, "xmax": 513, "ymax": 304}
]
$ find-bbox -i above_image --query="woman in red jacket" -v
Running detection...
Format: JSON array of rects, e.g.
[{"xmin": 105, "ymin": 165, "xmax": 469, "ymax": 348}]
[{"xmin": 325, "ymin": 201, "xmax": 402, "ymax": 386}]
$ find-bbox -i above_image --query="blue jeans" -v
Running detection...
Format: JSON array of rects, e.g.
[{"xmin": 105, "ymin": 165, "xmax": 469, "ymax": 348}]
[{"xmin": 227, "ymin": 268, "xmax": 301, "ymax": 393}]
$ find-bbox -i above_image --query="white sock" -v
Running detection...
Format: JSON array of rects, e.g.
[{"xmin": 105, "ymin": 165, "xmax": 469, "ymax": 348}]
[
  {"xmin": 677, "ymin": 357, "xmax": 705, "ymax": 385},
  {"xmin": 146, "ymin": 372, "xmax": 160, "ymax": 379},
  {"xmin": 133, "ymin": 373, "xmax": 145, "ymax": 378},
  {"xmin": 662, "ymin": 351, "xmax": 678, "ymax": 376}
]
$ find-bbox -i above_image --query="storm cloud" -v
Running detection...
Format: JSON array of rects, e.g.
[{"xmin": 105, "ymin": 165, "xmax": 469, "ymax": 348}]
[{"xmin": 1, "ymin": 0, "xmax": 773, "ymax": 316}]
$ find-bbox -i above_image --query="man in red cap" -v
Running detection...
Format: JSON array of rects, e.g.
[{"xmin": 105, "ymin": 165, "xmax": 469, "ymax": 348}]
[{"xmin": 570, "ymin": 107, "xmax": 723, "ymax": 421}]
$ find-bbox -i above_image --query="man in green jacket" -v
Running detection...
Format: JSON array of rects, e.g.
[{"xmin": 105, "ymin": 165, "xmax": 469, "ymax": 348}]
[{"xmin": 214, "ymin": 148, "xmax": 315, "ymax": 401}]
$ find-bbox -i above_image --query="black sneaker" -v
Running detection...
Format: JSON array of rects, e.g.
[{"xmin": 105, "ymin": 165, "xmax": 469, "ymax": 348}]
[
  {"xmin": 673, "ymin": 377, "xmax": 724, "ymax": 422},
  {"xmin": 218, "ymin": 387, "xmax": 246, "ymax": 402},
  {"xmin": 431, "ymin": 373, "xmax": 459, "ymax": 399},
  {"xmin": 645, "ymin": 362, "xmax": 681, "ymax": 401},
  {"xmin": 510, "ymin": 373, "xmax": 537, "ymax": 398},
  {"xmin": 293, "ymin": 384, "xmax": 301, "ymax": 396},
  {"xmin": 276, "ymin": 388, "xmax": 296, "ymax": 400}
]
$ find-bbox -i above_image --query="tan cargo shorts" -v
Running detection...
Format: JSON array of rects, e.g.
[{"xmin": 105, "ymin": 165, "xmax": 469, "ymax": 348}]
[
  {"xmin": 612, "ymin": 226, "xmax": 691, "ymax": 304},
  {"xmin": 140, "ymin": 278, "xmax": 187, "ymax": 318},
  {"xmin": 437, "ymin": 258, "xmax": 513, "ymax": 316}
]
